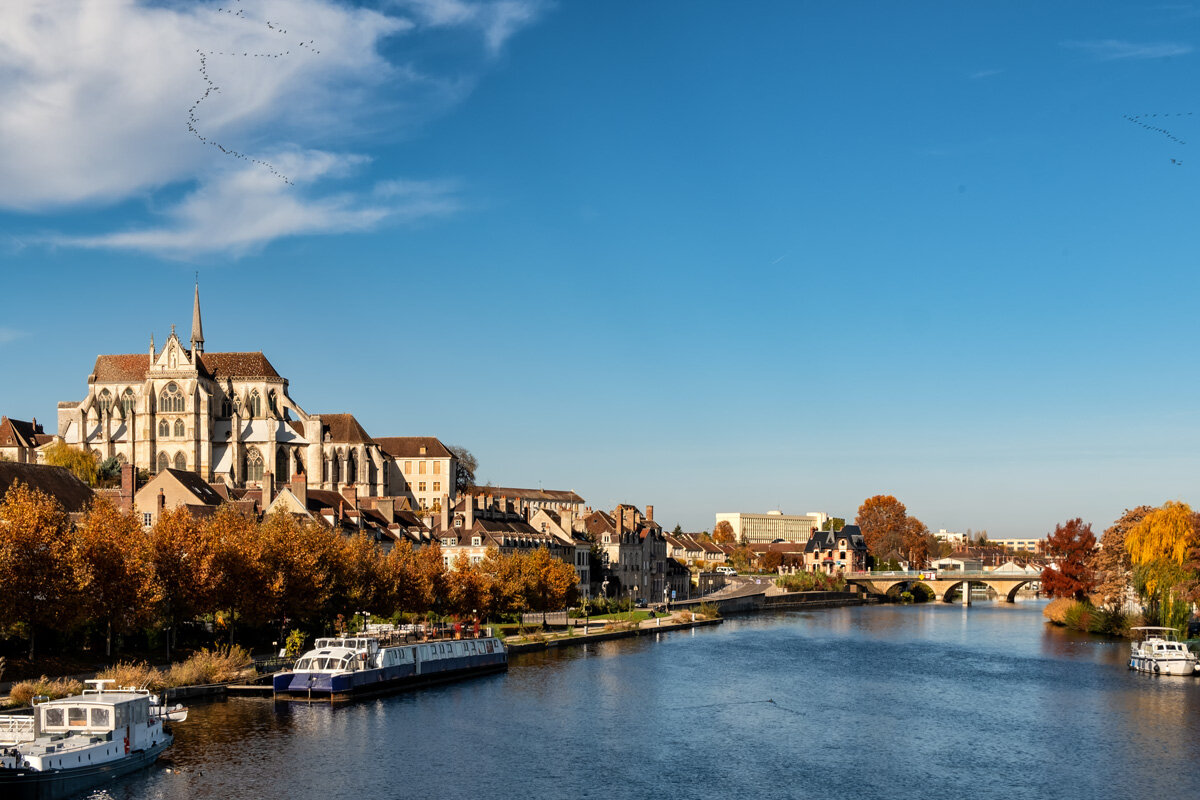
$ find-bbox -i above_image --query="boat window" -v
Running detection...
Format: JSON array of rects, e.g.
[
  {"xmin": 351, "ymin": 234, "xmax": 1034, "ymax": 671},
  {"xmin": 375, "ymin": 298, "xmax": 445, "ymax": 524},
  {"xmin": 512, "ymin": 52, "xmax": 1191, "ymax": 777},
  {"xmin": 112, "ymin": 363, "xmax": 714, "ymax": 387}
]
[
  {"xmin": 313, "ymin": 658, "xmax": 329, "ymax": 670},
  {"xmin": 91, "ymin": 708, "xmax": 110, "ymax": 728},
  {"xmin": 115, "ymin": 706, "xmax": 128, "ymax": 728},
  {"xmin": 69, "ymin": 707, "xmax": 88, "ymax": 726},
  {"xmin": 296, "ymin": 659, "xmax": 311, "ymax": 670},
  {"xmin": 44, "ymin": 707, "xmax": 64, "ymax": 727}
]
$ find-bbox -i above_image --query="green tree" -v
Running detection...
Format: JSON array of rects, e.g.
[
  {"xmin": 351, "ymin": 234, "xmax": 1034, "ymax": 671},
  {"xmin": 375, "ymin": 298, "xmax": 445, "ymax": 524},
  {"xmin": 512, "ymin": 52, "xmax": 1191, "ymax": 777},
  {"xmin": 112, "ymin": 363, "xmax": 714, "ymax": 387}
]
[{"xmin": 820, "ymin": 517, "xmax": 846, "ymax": 532}]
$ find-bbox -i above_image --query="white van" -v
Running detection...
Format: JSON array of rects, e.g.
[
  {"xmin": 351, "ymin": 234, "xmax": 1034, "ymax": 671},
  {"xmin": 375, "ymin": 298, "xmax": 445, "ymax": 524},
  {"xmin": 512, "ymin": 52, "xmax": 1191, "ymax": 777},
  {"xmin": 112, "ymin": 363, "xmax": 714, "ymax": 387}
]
[{"xmin": 717, "ymin": 566, "xmax": 737, "ymax": 576}]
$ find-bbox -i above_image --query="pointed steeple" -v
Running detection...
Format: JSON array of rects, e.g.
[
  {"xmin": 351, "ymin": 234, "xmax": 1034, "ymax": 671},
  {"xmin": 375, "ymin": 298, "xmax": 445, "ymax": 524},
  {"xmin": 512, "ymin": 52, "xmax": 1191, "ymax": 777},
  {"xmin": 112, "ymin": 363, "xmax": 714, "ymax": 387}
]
[{"xmin": 190, "ymin": 281, "xmax": 205, "ymax": 356}]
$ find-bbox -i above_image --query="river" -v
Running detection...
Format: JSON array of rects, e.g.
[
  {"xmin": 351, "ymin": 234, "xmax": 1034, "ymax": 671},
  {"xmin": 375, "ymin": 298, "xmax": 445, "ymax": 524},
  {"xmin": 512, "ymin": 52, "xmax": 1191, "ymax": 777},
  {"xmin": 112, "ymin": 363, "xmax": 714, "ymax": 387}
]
[{"xmin": 87, "ymin": 600, "xmax": 1200, "ymax": 800}]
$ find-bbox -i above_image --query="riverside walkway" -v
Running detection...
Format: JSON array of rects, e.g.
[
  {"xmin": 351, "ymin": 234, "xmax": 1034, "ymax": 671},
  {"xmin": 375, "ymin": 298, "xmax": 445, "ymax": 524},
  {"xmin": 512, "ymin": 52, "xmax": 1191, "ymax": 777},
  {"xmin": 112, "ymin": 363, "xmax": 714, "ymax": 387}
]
[{"xmin": 842, "ymin": 570, "xmax": 1037, "ymax": 603}]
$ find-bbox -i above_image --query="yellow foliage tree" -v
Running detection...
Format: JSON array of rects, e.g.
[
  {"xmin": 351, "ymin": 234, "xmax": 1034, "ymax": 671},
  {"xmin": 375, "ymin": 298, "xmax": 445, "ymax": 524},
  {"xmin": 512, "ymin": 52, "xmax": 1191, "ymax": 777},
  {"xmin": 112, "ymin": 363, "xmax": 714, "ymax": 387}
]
[
  {"xmin": 42, "ymin": 441, "xmax": 99, "ymax": 487},
  {"xmin": 1125, "ymin": 501, "xmax": 1195, "ymax": 592}
]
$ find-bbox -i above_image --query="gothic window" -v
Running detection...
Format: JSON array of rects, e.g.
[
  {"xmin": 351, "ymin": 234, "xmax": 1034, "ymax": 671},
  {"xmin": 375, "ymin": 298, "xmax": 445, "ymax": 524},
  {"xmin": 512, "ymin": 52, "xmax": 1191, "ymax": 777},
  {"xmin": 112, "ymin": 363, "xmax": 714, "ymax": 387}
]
[
  {"xmin": 97, "ymin": 389, "xmax": 113, "ymax": 414},
  {"xmin": 347, "ymin": 451, "xmax": 358, "ymax": 485},
  {"xmin": 220, "ymin": 394, "xmax": 233, "ymax": 418},
  {"xmin": 244, "ymin": 447, "xmax": 264, "ymax": 482},
  {"xmin": 331, "ymin": 452, "xmax": 341, "ymax": 485},
  {"xmin": 160, "ymin": 382, "xmax": 184, "ymax": 413},
  {"xmin": 322, "ymin": 454, "xmax": 329, "ymax": 485},
  {"xmin": 247, "ymin": 390, "xmax": 262, "ymax": 419},
  {"xmin": 158, "ymin": 419, "xmax": 170, "ymax": 438},
  {"xmin": 276, "ymin": 446, "xmax": 289, "ymax": 482},
  {"xmin": 268, "ymin": 389, "xmax": 278, "ymax": 417},
  {"xmin": 121, "ymin": 389, "xmax": 135, "ymax": 416},
  {"xmin": 157, "ymin": 452, "xmax": 169, "ymax": 473},
  {"xmin": 174, "ymin": 452, "xmax": 186, "ymax": 470},
  {"xmin": 173, "ymin": 419, "xmax": 185, "ymax": 438}
]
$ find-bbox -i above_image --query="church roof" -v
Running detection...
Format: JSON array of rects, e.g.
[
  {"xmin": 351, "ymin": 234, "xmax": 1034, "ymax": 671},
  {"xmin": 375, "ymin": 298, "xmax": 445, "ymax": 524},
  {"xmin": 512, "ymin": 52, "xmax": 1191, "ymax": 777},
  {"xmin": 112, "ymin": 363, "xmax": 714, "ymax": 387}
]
[
  {"xmin": 318, "ymin": 414, "xmax": 375, "ymax": 445},
  {"xmin": 90, "ymin": 351, "xmax": 281, "ymax": 383},
  {"xmin": 375, "ymin": 437, "xmax": 452, "ymax": 459},
  {"xmin": 473, "ymin": 486, "xmax": 585, "ymax": 504}
]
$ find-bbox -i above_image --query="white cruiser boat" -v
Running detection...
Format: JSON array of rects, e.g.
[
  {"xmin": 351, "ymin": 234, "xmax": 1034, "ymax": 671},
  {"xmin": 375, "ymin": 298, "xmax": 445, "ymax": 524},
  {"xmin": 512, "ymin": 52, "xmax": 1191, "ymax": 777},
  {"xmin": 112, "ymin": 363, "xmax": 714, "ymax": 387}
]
[
  {"xmin": 1129, "ymin": 627, "xmax": 1198, "ymax": 675},
  {"xmin": 0, "ymin": 679, "xmax": 178, "ymax": 800},
  {"xmin": 274, "ymin": 635, "xmax": 507, "ymax": 699}
]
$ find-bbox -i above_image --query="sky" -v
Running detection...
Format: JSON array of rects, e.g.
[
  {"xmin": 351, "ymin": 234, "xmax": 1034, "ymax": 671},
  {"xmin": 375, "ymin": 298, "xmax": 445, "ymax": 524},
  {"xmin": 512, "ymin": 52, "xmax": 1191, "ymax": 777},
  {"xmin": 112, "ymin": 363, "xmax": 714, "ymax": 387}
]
[{"xmin": 1, "ymin": 0, "xmax": 1198, "ymax": 537}]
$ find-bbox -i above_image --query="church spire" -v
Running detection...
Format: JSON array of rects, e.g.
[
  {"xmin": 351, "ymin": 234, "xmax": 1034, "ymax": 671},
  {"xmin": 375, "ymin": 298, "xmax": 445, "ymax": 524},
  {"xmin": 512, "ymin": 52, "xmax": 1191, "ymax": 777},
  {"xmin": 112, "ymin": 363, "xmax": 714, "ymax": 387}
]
[{"xmin": 190, "ymin": 281, "xmax": 205, "ymax": 356}]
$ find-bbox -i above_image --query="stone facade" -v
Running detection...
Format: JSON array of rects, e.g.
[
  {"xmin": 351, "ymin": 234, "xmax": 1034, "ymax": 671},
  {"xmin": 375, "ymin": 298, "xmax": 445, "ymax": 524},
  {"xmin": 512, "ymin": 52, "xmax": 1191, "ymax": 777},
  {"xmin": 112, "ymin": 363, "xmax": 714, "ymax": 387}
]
[{"xmin": 56, "ymin": 286, "xmax": 387, "ymax": 496}]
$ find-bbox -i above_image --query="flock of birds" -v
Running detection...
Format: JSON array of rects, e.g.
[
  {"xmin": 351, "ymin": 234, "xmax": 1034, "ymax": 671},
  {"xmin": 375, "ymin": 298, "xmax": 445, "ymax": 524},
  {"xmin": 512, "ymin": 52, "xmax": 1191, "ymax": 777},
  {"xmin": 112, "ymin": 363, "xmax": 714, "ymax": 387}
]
[
  {"xmin": 187, "ymin": 0, "xmax": 321, "ymax": 184},
  {"xmin": 1123, "ymin": 111, "xmax": 1191, "ymax": 166}
]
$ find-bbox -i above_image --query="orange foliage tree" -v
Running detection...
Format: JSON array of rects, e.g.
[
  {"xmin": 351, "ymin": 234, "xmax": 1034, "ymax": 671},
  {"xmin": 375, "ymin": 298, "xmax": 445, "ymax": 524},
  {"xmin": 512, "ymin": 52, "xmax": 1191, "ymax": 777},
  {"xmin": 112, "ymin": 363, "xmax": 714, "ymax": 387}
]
[
  {"xmin": 148, "ymin": 506, "xmax": 218, "ymax": 656},
  {"xmin": 76, "ymin": 497, "xmax": 159, "ymax": 656},
  {"xmin": 1040, "ymin": 518, "xmax": 1097, "ymax": 601},
  {"xmin": 0, "ymin": 482, "xmax": 87, "ymax": 659}
]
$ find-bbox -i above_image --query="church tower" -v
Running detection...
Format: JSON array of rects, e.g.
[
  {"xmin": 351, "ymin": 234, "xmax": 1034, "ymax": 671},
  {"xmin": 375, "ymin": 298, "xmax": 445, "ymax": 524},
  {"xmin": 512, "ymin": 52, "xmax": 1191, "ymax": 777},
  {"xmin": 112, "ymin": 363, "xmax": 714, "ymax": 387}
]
[{"xmin": 190, "ymin": 282, "xmax": 205, "ymax": 360}]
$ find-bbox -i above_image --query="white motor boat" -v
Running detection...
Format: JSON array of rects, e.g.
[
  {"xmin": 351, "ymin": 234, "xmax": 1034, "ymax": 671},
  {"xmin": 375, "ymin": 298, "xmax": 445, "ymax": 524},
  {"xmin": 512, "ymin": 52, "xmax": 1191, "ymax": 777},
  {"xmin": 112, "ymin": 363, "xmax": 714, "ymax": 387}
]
[
  {"xmin": 1129, "ymin": 627, "xmax": 1198, "ymax": 675},
  {"xmin": 0, "ymin": 679, "xmax": 178, "ymax": 799}
]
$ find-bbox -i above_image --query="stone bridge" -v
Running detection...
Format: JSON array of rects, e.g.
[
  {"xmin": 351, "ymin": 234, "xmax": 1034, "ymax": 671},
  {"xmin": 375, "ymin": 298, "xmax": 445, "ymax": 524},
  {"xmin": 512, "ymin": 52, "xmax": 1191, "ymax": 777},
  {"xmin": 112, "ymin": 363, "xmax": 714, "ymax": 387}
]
[{"xmin": 842, "ymin": 571, "xmax": 1037, "ymax": 604}]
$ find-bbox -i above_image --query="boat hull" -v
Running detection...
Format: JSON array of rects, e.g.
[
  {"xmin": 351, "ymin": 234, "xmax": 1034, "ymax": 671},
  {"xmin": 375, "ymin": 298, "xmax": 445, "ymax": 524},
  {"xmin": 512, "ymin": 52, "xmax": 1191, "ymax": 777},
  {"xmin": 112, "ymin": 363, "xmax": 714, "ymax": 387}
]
[
  {"xmin": 0, "ymin": 736, "xmax": 172, "ymax": 800},
  {"xmin": 273, "ymin": 652, "xmax": 507, "ymax": 700},
  {"xmin": 1129, "ymin": 656, "xmax": 1197, "ymax": 676}
]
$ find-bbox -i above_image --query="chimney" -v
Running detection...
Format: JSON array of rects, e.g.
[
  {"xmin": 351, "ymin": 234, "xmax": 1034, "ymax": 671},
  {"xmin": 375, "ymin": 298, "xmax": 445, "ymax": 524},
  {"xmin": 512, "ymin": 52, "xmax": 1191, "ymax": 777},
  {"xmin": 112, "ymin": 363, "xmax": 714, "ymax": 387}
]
[
  {"xmin": 499, "ymin": 495, "xmax": 508, "ymax": 516},
  {"xmin": 290, "ymin": 473, "xmax": 307, "ymax": 508},
  {"xmin": 31, "ymin": 416, "xmax": 38, "ymax": 433},
  {"xmin": 120, "ymin": 462, "xmax": 135, "ymax": 512},
  {"xmin": 562, "ymin": 508, "xmax": 575, "ymax": 533},
  {"xmin": 341, "ymin": 484, "xmax": 358, "ymax": 508},
  {"xmin": 262, "ymin": 470, "xmax": 274, "ymax": 503},
  {"xmin": 616, "ymin": 508, "xmax": 625, "ymax": 536},
  {"xmin": 157, "ymin": 488, "xmax": 166, "ymax": 514},
  {"xmin": 440, "ymin": 495, "xmax": 449, "ymax": 531},
  {"xmin": 465, "ymin": 496, "xmax": 475, "ymax": 529},
  {"xmin": 376, "ymin": 497, "xmax": 395, "ymax": 524},
  {"xmin": 646, "ymin": 504, "xmax": 654, "ymax": 522}
]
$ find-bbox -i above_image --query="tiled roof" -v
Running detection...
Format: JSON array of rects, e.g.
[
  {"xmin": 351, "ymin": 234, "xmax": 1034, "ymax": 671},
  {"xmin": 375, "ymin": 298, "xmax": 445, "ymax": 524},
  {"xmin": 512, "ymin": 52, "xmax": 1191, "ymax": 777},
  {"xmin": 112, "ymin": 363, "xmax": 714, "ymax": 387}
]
[
  {"xmin": 474, "ymin": 486, "xmax": 585, "ymax": 504},
  {"xmin": 0, "ymin": 462, "xmax": 94, "ymax": 513},
  {"xmin": 375, "ymin": 437, "xmax": 452, "ymax": 459},
  {"xmin": 90, "ymin": 351, "xmax": 282, "ymax": 383},
  {"xmin": 159, "ymin": 469, "xmax": 226, "ymax": 506},
  {"xmin": 318, "ymin": 414, "xmax": 375, "ymax": 445},
  {"xmin": 583, "ymin": 510, "xmax": 616, "ymax": 537},
  {"xmin": 199, "ymin": 352, "xmax": 281, "ymax": 379},
  {"xmin": 92, "ymin": 354, "xmax": 151, "ymax": 382},
  {"xmin": 0, "ymin": 416, "xmax": 44, "ymax": 448}
]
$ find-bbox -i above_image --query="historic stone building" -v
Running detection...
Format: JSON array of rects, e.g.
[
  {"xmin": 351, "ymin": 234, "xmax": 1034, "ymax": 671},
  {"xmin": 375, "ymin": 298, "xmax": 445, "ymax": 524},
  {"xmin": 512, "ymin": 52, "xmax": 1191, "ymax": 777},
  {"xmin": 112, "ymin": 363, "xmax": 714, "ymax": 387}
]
[{"xmin": 56, "ymin": 286, "xmax": 387, "ymax": 495}]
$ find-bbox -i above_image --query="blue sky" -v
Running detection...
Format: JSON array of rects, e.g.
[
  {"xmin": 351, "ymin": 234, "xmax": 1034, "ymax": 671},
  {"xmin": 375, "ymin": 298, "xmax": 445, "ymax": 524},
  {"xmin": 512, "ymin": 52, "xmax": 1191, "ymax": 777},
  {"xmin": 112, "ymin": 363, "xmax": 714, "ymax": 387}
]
[{"xmin": 1, "ymin": 0, "xmax": 1198, "ymax": 536}]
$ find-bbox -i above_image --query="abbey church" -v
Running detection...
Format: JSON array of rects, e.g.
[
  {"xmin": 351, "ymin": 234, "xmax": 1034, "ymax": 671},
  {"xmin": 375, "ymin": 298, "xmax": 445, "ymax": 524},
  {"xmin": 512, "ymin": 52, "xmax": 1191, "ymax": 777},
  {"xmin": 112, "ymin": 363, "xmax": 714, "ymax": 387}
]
[{"xmin": 54, "ymin": 286, "xmax": 442, "ymax": 503}]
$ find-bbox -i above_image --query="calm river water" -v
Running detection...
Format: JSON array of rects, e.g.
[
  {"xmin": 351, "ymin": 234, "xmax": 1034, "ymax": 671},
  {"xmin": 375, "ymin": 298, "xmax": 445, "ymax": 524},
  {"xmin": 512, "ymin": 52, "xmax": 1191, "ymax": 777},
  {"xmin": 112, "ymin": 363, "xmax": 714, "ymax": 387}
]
[{"xmin": 87, "ymin": 600, "xmax": 1200, "ymax": 800}]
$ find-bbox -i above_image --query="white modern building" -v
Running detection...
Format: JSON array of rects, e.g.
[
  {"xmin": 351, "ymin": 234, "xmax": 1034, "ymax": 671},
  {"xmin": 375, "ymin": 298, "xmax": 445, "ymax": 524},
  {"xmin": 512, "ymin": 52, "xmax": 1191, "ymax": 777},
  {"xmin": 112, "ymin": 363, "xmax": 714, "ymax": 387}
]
[{"xmin": 714, "ymin": 510, "xmax": 829, "ymax": 545}]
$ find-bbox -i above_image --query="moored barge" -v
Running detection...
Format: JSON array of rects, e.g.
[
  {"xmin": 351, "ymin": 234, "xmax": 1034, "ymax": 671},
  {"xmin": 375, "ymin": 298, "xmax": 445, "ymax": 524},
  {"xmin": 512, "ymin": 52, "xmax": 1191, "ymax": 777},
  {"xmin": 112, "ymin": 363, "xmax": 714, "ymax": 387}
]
[{"xmin": 273, "ymin": 635, "xmax": 507, "ymax": 700}]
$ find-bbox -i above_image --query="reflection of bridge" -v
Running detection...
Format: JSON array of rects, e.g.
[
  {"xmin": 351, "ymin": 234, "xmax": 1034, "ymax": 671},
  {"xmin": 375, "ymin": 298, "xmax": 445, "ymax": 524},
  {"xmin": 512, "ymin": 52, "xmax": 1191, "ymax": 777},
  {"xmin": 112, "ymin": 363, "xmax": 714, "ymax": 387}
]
[{"xmin": 842, "ymin": 571, "xmax": 1037, "ymax": 604}]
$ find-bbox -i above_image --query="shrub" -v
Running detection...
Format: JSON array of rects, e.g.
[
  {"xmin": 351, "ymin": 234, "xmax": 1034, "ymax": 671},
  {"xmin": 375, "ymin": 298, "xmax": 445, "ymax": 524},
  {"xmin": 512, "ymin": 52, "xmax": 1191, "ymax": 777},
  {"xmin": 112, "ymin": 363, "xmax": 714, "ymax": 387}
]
[
  {"xmin": 164, "ymin": 645, "xmax": 251, "ymax": 687},
  {"xmin": 1063, "ymin": 601, "xmax": 1093, "ymax": 632},
  {"xmin": 696, "ymin": 602, "xmax": 721, "ymax": 620},
  {"xmin": 97, "ymin": 661, "xmax": 164, "ymax": 692},
  {"xmin": 8, "ymin": 676, "xmax": 83, "ymax": 707},
  {"xmin": 1043, "ymin": 597, "xmax": 1073, "ymax": 625}
]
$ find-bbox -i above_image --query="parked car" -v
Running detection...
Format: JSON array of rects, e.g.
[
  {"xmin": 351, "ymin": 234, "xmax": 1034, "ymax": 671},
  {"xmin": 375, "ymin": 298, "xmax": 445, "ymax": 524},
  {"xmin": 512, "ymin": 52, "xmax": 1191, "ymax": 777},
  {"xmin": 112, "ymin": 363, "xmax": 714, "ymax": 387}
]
[{"xmin": 717, "ymin": 566, "xmax": 737, "ymax": 576}]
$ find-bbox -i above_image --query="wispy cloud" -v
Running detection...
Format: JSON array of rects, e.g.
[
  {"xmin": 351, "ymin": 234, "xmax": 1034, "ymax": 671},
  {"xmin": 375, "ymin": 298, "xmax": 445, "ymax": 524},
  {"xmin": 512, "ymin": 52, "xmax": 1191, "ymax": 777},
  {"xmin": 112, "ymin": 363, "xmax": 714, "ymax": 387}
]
[
  {"xmin": 1061, "ymin": 38, "xmax": 1193, "ymax": 60},
  {"xmin": 52, "ymin": 152, "xmax": 462, "ymax": 258},
  {"xmin": 0, "ymin": 0, "xmax": 544, "ymax": 254},
  {"xmin": 0, "ymin": 328, "xmax": 28, "ymax": 346}
]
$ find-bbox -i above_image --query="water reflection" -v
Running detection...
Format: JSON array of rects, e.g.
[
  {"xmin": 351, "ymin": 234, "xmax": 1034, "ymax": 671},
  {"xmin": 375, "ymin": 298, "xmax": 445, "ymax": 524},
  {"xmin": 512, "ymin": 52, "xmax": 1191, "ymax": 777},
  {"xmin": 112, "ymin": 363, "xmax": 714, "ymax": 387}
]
[{"xmin": 85, "ymin": 602, "xmax": 1200, "ymax": 800}]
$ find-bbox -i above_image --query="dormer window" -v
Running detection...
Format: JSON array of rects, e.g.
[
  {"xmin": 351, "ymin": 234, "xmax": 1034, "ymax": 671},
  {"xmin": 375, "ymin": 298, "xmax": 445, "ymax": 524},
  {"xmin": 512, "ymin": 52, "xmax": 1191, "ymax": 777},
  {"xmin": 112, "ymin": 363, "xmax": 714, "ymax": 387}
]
[
  {"xmin": 472, "ymin": 536, "xmax": 481, "ymax": 546},
  {"xmin": 454, "ymin": 517, "xmax": 462, "ymax": 528}
]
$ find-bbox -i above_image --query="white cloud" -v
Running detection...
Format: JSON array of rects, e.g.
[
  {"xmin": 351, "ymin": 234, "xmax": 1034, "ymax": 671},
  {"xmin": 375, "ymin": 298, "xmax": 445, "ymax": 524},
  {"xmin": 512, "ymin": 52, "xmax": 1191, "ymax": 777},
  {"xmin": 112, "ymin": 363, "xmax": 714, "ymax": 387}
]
[
  {"xmin": 0, "ymin": 0, "xmax": 544, "ymax": 254},
  {"xmin": 53, "ymin": 150, "xmax": 462, "ymax": 258},
  {"xmin": 1062, "ymin": 39, "xmax": 1193, "ymax": 60},
  {"xmin": 391, "ymin": 0, "xmax": 545, "ymax": 54},
  {"xmin": 0, "ymin": 328, "xmax": 28, "ymax": 346}
]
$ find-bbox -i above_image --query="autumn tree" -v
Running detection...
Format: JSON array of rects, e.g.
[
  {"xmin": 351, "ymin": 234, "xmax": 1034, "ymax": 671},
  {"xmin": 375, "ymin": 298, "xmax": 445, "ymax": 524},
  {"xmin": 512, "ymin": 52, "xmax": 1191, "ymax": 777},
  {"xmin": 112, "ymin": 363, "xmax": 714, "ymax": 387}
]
[
  {"xmin": 855, "ymin": 495, "xmax": 909, "ymax": 561},
  {"xmin": 1094, "ymin": 506, "xmax": 1153, "ymax": 605},
  {"xmin": 446, "ymin": 553, "xmax": 493, "ymax": 620},
  {"xmin": 712, "ymin": 521, "xmax": 737, "ymax": 544},
  {"xmin": 759, "ymin": 551, "xmax": 784, "ymax": 572},
  {"xmin": 76, "ymin": 497, "xmax": 159, "ymax": 656},
  {"xmin": 0, "ymin": 482, "xmax": 87, "ymax": 659},
  {"xmin": 903, "ymin": 516, "xmax": 932, "ymax": 569},
  {"xmin": 1039, "ymin": 518, "xmax": 1097, "ymax": 601},
  {"xmin": 1125, "ymin": 501, "xmax": 1197, "ymax": 628},
  {"xmin": 414, "ymin": 543, "xmax": 448, "ymax": 619},
  {"xmin": 42, "ymin": 441, "xmax": 99, "ymax": 487},
  {"xmin": 522, "ymin": 547, "xmax": 579, "ymax": 622},
  {"xmin": 148, "ymin": 506, "xmax": 218, "ymax": 656},
  {"xmin": 480, "ymin": 547, "xmax": 526, "ymax": 618}
]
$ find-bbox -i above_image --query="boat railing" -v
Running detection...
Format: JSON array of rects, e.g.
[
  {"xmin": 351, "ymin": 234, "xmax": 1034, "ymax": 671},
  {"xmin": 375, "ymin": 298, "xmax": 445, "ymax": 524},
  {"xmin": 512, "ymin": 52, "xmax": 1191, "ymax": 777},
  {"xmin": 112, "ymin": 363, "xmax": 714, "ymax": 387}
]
[{"xmin": 0, "ymin": 714, "xmax": 36, "ymax": 744}]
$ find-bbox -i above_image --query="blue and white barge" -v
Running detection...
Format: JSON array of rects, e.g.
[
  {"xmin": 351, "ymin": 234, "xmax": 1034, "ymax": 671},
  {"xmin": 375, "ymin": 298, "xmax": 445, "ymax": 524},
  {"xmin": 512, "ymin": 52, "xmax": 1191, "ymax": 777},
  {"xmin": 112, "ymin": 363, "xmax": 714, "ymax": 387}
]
[{"xmin": 273, "ymin": 635, "xmax": 507, "ymax": 700}]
